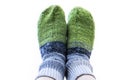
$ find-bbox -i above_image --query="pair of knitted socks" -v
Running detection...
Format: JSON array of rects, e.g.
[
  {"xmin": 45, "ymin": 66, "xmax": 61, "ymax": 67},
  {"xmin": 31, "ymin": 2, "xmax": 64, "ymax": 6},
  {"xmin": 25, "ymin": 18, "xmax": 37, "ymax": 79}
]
[{"xmin": 36, "ymin": 5, "xmax": 95, "ymax": 80}]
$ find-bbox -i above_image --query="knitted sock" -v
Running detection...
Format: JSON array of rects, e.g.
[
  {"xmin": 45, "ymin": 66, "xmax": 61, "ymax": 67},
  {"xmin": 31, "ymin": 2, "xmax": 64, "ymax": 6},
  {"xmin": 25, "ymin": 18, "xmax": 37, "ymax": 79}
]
[
  {"xmin": 67, "ymin": 7, "xmax": 95, "ymax": 58},
  {"xmin": 66, "ymin": 7, "xmax": 95, "ymax": 80},
  {"xmin": 66, "ymin": 53, "xmax": 95, "ymax": 80},
  {"xmin": 36, "ymin": 5, "xmax": 67, "ymax": 80},
  {"xmin": 38, "ymin": 5, "xmax": 66, "ymax": 47}
]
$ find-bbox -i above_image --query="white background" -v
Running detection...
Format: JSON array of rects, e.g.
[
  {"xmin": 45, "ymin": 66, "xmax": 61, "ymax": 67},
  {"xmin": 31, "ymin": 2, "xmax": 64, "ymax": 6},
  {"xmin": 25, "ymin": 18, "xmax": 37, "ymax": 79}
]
[{"xmin": 0, "ymin": 0, "xmax": 120, "ymax": 80}]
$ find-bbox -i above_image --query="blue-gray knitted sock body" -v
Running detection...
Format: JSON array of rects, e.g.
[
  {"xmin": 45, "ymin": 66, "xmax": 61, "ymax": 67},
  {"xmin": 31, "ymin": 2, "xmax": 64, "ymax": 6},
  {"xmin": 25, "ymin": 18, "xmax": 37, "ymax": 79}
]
[
  {"xmin": 36, "ymin": 41, "xmax": 66, "ymax": 80},
  {"xmin": 36, "ymin": 52, "xmax": 66, "ymax": 80},
  {"xmin": 66, "ymin": 53, "xmax": 94, "ymax": 80}
]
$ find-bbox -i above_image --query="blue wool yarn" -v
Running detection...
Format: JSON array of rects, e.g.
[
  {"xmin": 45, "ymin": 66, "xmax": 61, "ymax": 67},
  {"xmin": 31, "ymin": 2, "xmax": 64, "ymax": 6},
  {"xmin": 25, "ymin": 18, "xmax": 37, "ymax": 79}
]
[
  {"xmin": 36, "ymin": 42, "xmax": 66, "ymax": 80},
  {"xmin": 66, "ymin": 53, "xmax": 94, "ymax": 80}
]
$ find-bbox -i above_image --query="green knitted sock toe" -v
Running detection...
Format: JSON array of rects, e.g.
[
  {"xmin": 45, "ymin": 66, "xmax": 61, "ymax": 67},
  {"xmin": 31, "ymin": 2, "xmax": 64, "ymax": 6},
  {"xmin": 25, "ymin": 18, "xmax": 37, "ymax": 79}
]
[
  {"xmin": 38, "ymin": 5, "xmax": 67, "ymax": 47},
  {"xmin": 67, "ymin": 7, "xmax": 95, "ymax": 52}
]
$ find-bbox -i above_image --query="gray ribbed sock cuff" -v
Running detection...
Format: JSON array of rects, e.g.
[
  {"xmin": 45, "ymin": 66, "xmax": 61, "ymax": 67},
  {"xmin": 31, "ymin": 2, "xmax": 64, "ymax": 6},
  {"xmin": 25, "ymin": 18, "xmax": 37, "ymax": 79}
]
[
  {"xmin": 66, "ymin": 53, "xmax": 94, "ymax": 80},
  {"xmin": 36, "ymin": 52, "xmax": 66, "ymax": 80}
]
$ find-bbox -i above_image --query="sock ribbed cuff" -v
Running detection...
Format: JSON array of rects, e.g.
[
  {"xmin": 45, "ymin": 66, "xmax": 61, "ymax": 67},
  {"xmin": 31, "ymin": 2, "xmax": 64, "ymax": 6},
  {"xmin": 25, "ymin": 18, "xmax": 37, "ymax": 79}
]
[
  {"xmin": 36, "ymin": 53, "xmax": 65, "ymax": 80},
  {"xmin": 66, "ymin": 53, "xmax": 94, "ymax": 80},
  {"xmin": 36, "ymin": 66, "xmax": 64, "ymax": 80}
]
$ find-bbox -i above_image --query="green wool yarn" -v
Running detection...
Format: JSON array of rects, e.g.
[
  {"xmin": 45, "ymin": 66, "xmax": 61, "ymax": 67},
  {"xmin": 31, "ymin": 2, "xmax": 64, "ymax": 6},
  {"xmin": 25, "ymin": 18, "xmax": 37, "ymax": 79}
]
[
  {"xmin": 67, "ymin": 7, "xmax": 95, "ymax": 52},
  {"xmin": 38, "ymin": 5, "xmax": 67, "ymax": 47}
]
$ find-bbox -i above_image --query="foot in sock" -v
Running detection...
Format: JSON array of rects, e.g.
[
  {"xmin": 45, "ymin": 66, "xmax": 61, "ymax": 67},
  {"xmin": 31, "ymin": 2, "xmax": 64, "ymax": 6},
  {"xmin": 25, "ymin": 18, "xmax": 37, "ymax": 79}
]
[
  {"xmin": 36, "ymin": 5, "xmax": 67, "ymax": 80},
  {"xmin": 66, "ymin": 7, "xmax": 95, "ymax": 80}
]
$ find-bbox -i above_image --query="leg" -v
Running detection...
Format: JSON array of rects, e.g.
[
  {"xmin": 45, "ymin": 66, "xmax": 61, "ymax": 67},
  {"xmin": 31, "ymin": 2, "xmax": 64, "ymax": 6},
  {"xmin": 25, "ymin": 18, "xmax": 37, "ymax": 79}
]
[
  {"xmin": 66, "ymin": 7, "xmax": 95, "ymax": 80},
  {"xmin": 36, "ymin": 5, "xmax": 67, "ymax": 80},
  {"xmin": 37, "ymin": 77, "xmax": 54, "ymax": 80},
  {"xmin": 77, "ymin": 75, "xmax": 95, "ymax": 80}
]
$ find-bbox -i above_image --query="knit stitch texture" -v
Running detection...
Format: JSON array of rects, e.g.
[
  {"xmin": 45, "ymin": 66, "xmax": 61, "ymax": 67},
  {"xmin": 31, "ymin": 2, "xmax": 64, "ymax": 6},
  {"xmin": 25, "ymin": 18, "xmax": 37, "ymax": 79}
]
[
  {"xmin": 68, "ymin": 47, "xmax": 91, "ymax": 58},
  {"xmin": 67, "ymin": 7, "xmax": 95, "ymax": 52},
  {"xmin": 66, "ymin": 53, "xmax": 94, "ymax": 80},
  {"xmin": 40, "ymin": 41, "xmax": 66, "ymax": 57},
  {"xmin": 36, "ymin": 52, "xmax": 66, "ymax": 80},
  {"xmin": 38, "ymin": 5, "xmax": 67, "ymax": 47}
]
